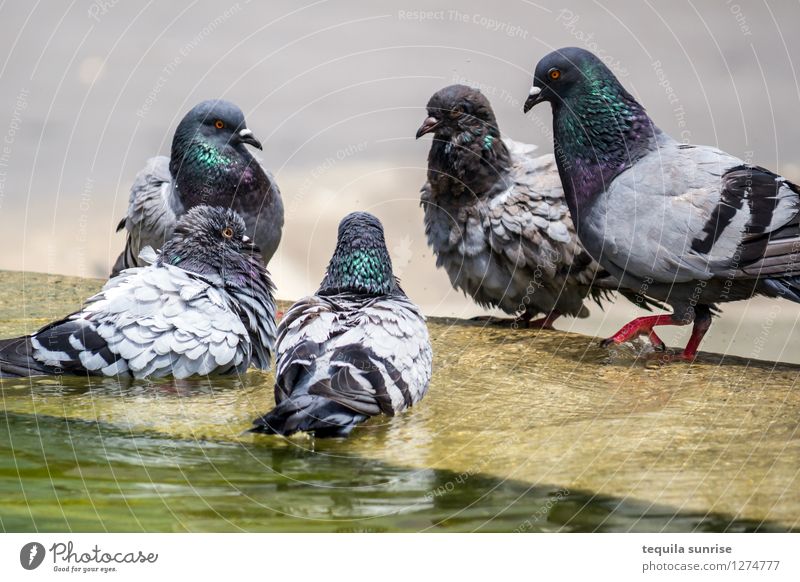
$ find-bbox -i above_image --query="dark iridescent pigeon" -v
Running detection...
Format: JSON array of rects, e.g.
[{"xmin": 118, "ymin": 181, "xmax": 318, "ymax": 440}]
[
  {"xmin": 111, "ymin": 100, "xmax": 283, "ymax": 276},
  {"xmin": 417, "ymin": 84, "xmax": 654, "ymax": 328},
  {"xmin": 251, "ymin": 212, "xmax": 432, "ymax": 438},
  {"xmin": 0, "ymin": 206, "xmax": 276, "ymax": 379},
  {"xmin": 524, "ymin": 47, "xmax": 800, "ymax": 358}
]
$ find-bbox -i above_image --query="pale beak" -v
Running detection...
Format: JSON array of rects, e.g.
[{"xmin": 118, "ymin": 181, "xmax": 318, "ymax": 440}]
[
  {"xmin": 238, "ymin": 128, "xmax": 263, "ymax": 150},
  {"xmin": 523, "ymin": 86, "xmax": 543, "ymax": 113},
  {"xmin": 415, "ymin": 116, "xmax": 441, "ymax": 139}
]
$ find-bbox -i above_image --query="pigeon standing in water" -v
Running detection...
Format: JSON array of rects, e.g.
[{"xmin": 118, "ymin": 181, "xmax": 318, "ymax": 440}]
[
  {"xmin": 251, "ymin": 212, "xmax": 432, "ymax": 438},
  {"xmin": 524, "ymin": 47, "xmax": 800, "ymax": 358},
  {"xmin": 112, "ymin": 100, "xmax": 283, "ymax": 276},
  {"xmin": 0, "ymin": 206, "xmax": 276, "ymax": 379},
  {"xmin": 417, "ymin": 84, "xmax": 654, "ymax": 328}
]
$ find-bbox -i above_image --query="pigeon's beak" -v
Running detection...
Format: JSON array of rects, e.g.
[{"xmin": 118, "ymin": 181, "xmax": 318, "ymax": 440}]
[
  {"xmin": 523, "ymin": 85, "xmax": 544, "ymax": 113},
  {"xmin": 237, "ymin": 128, "xmax": 263, "ymax": 150},
  {"xmin": 241, "ymin": 234, "xmax": 261, "ymax": 254},
  {"xmin": 415, "ymin": 116, "xmax": 441, "ymax": 139}
]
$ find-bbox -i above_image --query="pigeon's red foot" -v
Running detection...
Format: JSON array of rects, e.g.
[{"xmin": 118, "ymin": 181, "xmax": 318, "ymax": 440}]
[
  {"xmin": 681, "ymin": 311, "xmax": 712, "ymax": 359},
  {"xmin": 601, "ymin": 309, "xmax": 712, "ymax": 359},
  {"xmin": 600, "ymin": 314, "xmax": 679, "ymax": 349},
  {"xmin": 647, "ymin": 329, "xmax": 667, "ymax": 351}
]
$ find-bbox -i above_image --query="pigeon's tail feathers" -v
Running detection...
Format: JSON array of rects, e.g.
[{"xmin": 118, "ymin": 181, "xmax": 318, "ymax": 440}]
[
  {"xmin": 590, "ymin": 271, "xmax": 670, "ymax": 313},
  {"xmin": 250, "ymin": 393, "xmax": 369, "ymax": 438},
  {"xmin": 762, "ymin": 276, "xmax": 800, "ymax": 304},
  {"xmin": 110, "ymin": 235, "xmax": 139, "ymax": 278},
  {"xmin": 115, "ymin": 216, "xmax": 127, "ymax": 233},
  {"xmin": 617, "ymin": 289, "xmax": 670, "ymax": 313},
  {"xmin": 0, "ymin": 336, "xmax": 46, "ymax": 378},
  {"xmin": 110, "ymin": 252, "xmax": 126, "ymax": 278}
]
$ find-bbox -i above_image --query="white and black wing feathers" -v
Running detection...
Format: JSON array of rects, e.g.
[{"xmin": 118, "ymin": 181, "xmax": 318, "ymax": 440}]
[
  {"xmin": 274, "ymin": 294, "xmax": 432, "ymax": 417},
  {"xmin": 597, "ymin": 139, "xmax": 800, "ymax": 285},
  {"xmin": 31, "ymin": 265, "xmax": 255, "ymax": 379}
]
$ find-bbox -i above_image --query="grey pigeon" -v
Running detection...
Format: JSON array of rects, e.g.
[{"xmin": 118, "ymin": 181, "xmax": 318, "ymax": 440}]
[
  {"xmin": 0, "ymin": 206, "xmax": 276, "ymax": 379},
  {"xmin": 417, "ymin": 84, "xmax": 655, "ymax": 328},
  {"xmin": 251, "ymin": 212, "xmax": 432, "ymax": 438},
  {"xmin": 524, "ymin": 47, "xmax": 800, "ymax": 358},
  {"xmin": 111, "ymin": 99, "xmax": 284, "ymax": 276}
]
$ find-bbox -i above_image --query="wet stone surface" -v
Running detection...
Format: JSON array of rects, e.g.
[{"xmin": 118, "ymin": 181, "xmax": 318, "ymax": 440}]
[{"xmin": 0, "ymin": 271, "xmax": 797, "ymax": 532}]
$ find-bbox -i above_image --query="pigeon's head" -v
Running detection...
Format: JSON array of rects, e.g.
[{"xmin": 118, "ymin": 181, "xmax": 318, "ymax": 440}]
[
  {"xmin": 524, "ymin": 47, "xmax": 624, "ymax": 112},
  {"xmin": 416, "ymin": 85, "xmax": 500, "ymax": 141},
  {"xmin": 174, "ymin": 99, "xmax": 262, "ymax": 154},
  {"xmin": 319, "ymin": 212, "xmax": 400, "ymax": 297},
  {"xmin": 159, "ymin": 205, "xmax": 259, "ymax": 275}
]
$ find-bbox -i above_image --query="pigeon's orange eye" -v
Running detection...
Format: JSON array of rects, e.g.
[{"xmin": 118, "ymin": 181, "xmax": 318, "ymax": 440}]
[
  {"xmin": 214, "ymin": 119, "xmax": 225, "ymax": 129},
  {"xmin": 222, "ymin": 227, "xmax": 234, "ymax": 239},
  {"xmin": 548, "ymin": 68, "xmax": 561, "ymax": 81}
]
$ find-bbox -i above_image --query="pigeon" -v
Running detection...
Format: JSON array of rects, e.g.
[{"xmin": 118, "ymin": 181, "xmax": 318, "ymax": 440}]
[
  {"xmin": 417, "ymin": 84, "xmax": 656, "ymax": 328},
  {"xmin": 0, "ymin": 206, "xmax": 276, "ymax": 379},
  {"xmin": 523, "ymin": 47, "xmax": 800, "ymax": 358},
  {"xmin": 251, "ymin": 212, "xmax": 432, "ymax": 438},
  {"xmin": 111, "ymin": 99, "xmax": 284, "ymax": 276}
]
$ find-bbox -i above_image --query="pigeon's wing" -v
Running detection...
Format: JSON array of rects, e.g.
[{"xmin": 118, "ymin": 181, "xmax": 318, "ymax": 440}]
[
  {"xmin": 599, "ymin": 142, "xmax": 800, "ymax": 283},
  {"xmin": 112, "ymin": 156, "xmax": 180, "ymax": 276},
  {"xmin": 274, "ymin": 294, "xmax": 432, "ymax": 417},
  {"xmin": 32, "ymin": 265, "xmax": 252, "ymax": 379},
  {"xmin": 319, "ymin": 295, "xmax": 432, "ymax": 416},
  {"xmin": 696, "ymin": 164, "xmax": 800, "ymax": 278},
  {"xmin": 252, "ymin": 169, "xmax": 285, "ymax": 264},
  {"xmin": 484, "ymin": 152, "xmax": 599, "ymax": 288},
  {"xmin": 226, "ymin": 256, "xmax": 277, "ymax": 371},
  {"xmin": 273, "ymin": 295, "xmax": 345, "ymax": 404}
]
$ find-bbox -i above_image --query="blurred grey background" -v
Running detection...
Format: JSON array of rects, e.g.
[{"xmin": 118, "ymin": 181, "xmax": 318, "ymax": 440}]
[{"xmin": 1, "ymin": 0, "xmax": 799, "ymax": 362}]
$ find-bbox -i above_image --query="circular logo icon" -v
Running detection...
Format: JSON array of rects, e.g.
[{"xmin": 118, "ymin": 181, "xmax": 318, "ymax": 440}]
[{"xmin": 20, "ymin": 542, "xmax": 46, "ymax": 570}]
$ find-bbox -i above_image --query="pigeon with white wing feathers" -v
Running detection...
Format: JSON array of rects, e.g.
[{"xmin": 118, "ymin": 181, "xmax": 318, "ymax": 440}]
[
  {"xmin": 251, "ymin": 212, "xmax": 432, "ymax": 438},
  {"xmin": 0, "ymin": 206, "xmax": 276, "ymax": 379},
  {"xmin": 112, "ymin": 100, "xmax": 283, "ymax": 276},
  {"xmin": 524, "ymin": 47, "xmax": 800, "ymax": 359},
  {"xmin": 417, "ymin": 84, "xmax": 659, "ymax": 328}
]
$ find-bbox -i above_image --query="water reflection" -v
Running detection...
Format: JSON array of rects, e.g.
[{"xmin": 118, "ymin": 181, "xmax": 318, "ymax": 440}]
[{"xmin": 0, "ymin": 413, "xmax": 789, "ymax": 532}]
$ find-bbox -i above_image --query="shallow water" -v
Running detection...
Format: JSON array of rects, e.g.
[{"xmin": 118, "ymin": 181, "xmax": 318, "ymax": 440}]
[
  {"xmin": 1, "ymin": 411, "xmax": 780, "ymax": 533},
  {"xmin": 0, "ymin": 271, "xmax": 798, "ymax": 532}
]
